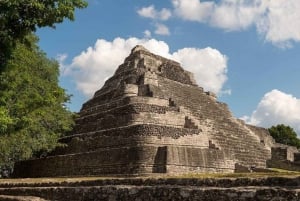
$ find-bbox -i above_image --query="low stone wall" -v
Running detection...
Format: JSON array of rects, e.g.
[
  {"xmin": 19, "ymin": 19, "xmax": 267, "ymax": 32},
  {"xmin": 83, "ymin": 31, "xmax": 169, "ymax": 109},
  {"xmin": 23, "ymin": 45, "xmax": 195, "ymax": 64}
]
[
  {"xmin": 63, "ymin": 124, "xmax": 201, "ymax": 142},
  {"xmin": 159, "ymin": 62, "xmax": 196, "ymax": 85},
  {"xmin": 2, "ymin": 186, "xmax": 300, "ymax": 201},
  {"xmin": 1, "ymin": 177, "xmax": 300, "ymax": 201},
  {"xmin": 74, "ymin": 104, "xmax": 194, "ymax": 134},
  {"xmin": 13, "ymin": 145, "xmax": 233, "ymax": 178},
  {"xmin": 152, "ymin": 77, "xmax": 271, "ymax": 168},
  {"xmin": 267, "ymin": 160, "xmax": 300, "ymax": 171},
  {"xmin": 0, "ymin": 195, "xmax": 46, "ymax": 201},
  {"xmin": 13, "ymin": 146, "xmax": 160, "ymax": 178}
]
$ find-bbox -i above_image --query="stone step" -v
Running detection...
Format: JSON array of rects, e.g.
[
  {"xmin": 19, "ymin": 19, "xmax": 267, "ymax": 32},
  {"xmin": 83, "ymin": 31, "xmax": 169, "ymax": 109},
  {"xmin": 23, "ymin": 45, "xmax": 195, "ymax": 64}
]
[{"xmin": 0, "ymin": 195, "xmax": 46, "ymax": 201}]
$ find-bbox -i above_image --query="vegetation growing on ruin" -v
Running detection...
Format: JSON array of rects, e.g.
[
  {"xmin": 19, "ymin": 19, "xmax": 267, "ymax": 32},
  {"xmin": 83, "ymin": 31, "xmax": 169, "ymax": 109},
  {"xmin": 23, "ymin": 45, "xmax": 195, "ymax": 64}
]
[
  {"xmin": 1, "ymin": 170, "xmax": 300, "ymax": 184},
  {"xmin": 0, "ymin": 0, "xmax": 87, "ymax": 70},
  {"xmin": 268, "ymin": 124, "xmax": 300, "ymax": 148},
  {"xmin": 176, "ymin": 171, "xmax": 300, "ymax": 179},
  {"xmin": 0, "ymin": 35, "xmax": 75, "ymax": 174},
  {"xmin": 0, "ymin": 0, "xmax": 87, "ymax": 176}
]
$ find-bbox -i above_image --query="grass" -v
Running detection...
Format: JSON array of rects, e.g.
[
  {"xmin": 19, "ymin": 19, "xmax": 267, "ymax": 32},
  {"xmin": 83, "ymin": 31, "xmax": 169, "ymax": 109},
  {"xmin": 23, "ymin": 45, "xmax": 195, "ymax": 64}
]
[
  {"xmin": 0, "ymin": 176, "xmax": 113, "ymax": 184},
  {"xmin": 170, "ymin": 168, "xmax": 300, "ymax": 179},
  {"xmin": 0, "ymin": 169, "xmax": 299, "ymax": 184},
  {"xmin": 173, "ymin": 172, "xmax": 300, "ymax": 179}
]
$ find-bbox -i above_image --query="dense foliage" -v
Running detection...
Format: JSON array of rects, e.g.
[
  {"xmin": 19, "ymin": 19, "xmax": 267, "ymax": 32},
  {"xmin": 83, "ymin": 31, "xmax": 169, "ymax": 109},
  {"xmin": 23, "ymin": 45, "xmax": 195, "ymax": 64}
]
[
  {"xmin": 0, "ymin": 0, "xmax": 87, "ymax": 69},
  {"xmin": 268, "ymin": 124, "xmax": 300, "ymax": 148},
  {"xmin": 0, "ymin": 36, "xmax": 75, "ymax": 176},
  {"xmin": 0, "ymin": 0, "xmax": 87, "ymax": 177}
]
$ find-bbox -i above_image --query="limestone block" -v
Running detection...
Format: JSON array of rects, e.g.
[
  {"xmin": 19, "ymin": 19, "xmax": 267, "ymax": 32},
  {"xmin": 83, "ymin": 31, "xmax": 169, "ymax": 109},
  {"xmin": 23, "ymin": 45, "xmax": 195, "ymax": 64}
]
[
  {"xmin": 143, "ymin": 71, "xmax": 158, "ymax": 86},
  {"xmin": 205, "ymin": 91, "xmax": 217, "ymax": 100},
  {"xmin": 123, "ymin": 84, "xmax": 138, "ymax": 97},
  {"xmin": 129, "ymin": 96, "xmax": 169, "ymax": 107},
  {"xmin": 271, "ymin": 146, "xmax": 298, "ymax": 162},
  {"xmin": 186, "ymin": 71, "xmax": 197, "ymax": 85},
  {"xmin": 166, "ymin": 146, "xmax": 235, "ymax": 173},
  {"xmin": 142, "ymin": 55, "xmax": 162, "ymax": 72}
]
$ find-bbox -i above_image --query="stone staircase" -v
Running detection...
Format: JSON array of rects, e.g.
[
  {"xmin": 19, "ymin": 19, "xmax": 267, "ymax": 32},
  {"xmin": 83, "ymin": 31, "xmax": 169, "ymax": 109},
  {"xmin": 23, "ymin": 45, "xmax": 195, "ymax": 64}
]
[{"xmin": 1, "ymin": 177, "xmax": 300, "ymax": 201}]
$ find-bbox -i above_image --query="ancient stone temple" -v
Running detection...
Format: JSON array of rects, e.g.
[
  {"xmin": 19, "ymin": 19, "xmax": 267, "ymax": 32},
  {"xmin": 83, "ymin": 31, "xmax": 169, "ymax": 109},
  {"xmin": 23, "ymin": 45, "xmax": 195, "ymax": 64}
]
[{"xmin": 14, "ymin": 46, "xmax": 279, "ymax": 177}]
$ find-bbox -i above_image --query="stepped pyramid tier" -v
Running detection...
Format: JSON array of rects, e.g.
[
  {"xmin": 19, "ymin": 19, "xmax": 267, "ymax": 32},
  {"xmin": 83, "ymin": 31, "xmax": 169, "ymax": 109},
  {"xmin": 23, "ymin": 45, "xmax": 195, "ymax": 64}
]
[{"xmin": 14, "ymin": 45, "xmax": 274, "ymax": 178}]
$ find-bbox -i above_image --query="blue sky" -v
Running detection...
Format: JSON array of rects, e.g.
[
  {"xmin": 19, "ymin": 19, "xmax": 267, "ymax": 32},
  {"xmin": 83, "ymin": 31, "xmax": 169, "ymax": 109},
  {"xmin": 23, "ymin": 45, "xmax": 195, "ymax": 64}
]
[{"xmin": 36, "ymin": 0, "xmax": 300, "ymax": 134}]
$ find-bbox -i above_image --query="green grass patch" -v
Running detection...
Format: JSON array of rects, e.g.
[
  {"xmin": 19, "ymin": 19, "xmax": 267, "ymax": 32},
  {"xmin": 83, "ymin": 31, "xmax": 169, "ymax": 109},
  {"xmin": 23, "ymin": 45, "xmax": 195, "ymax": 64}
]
[
  {"xmin": 170, "ymin": 169, "xmax": 300, "ymax": 179},
  {"xmin": 0, "ymin": 169, "xmax": 300, "ymax": 184}
]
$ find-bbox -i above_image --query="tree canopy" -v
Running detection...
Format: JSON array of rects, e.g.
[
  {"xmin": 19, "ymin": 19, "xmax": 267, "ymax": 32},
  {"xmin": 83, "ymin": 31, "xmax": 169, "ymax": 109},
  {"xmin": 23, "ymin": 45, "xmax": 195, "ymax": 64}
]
[
  {"xmin": 0, "ymin": 0, "xmax": 87, "ymax": 69},
  {"xmin": 0, "ymin": 35, "xmax": 75, "ymax": 175},
  {"xmin": 268, "ymin": 124, "xmax": 300, "ymax": 148},
  {"xmin": 0, "ymin": 0, "xmax": 87, "ymax": 177}
]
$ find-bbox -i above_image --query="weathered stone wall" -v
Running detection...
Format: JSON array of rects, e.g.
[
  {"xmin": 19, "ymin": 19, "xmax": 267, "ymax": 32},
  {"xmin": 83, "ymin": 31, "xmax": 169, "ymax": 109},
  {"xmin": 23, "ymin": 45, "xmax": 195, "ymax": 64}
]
[
  {"xmin": 150, "ymin": 76, "xmax": 271, "ymax": 168},
  {"xmin": 89, "ymin": 45, "xmax": 197, "ymax": 108},
  {"xmin": 246, "ymin": 124, "xmax": 275, "ymax": 151},
  {"xmin": 267, "ymin": 159, "xmax": 300, "ymax": 171},
  {"xmin": 13, "ymin": 45, "xmax": 276, "ymax": 178},
  {"xmin": 167, "ymin": 147, "xmax": 235, "ymax": 173},
  {"xmin": 56, "ymin": 128, "xmax": 209, "ymax": 156},
  {"xmin": 74, "ymin": 104, "xmax": 183, "ymax": 133},
  {"xmin": 14, "ymin": 146, "xmax": 160, "ymax": 177},
  {"xmin": 294, "ymin": 153, "xmax": 300, "ymax": 162},
  {"xmin": 53, "ymin": 125, "xmax": 208, "ymax": 155},
  {"xmin": 14, "ymin": 144, "xmax": 234, "ymax": 177},
  {"xmin": 0, "ymin": 195, "xmax": 46, "ymax": 201},
  {"xmin": 1, "ymin": 177, "xmax": 300, "ymax": 201},
  {"xmin": 270, "ymin": 146, "xmax": 297, "ymax": 162},
  {"xmin": 267, "ymin": 145, "xmax": 300, "ymax": 171},
  {"xmin": 73, "ymin": 51, "xmax": 271, "ymax": 171},
  {"xmin": 3, "ymin": 185, "xmax": 300, "ymax": 201}
]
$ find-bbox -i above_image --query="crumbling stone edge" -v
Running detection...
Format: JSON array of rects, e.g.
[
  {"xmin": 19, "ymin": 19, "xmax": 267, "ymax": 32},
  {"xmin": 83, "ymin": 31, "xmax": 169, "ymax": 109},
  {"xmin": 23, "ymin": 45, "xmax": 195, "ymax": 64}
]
[{"xmin": 0, "ymin": 177, "xmax": 300, "ymax": 201}]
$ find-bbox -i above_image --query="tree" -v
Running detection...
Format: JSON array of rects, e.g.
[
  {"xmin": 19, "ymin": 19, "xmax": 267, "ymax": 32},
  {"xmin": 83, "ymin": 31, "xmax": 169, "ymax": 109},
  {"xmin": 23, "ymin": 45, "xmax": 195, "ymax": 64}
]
[
  {"xmin": 0, "ymin": 0, "xmax": 87, "ymax": 69},
  {"xmin": 0, "ymin": 35, "xmax": 75, "ymax": 175},
  {"xmin": 268, "ymin": 124, "xmax": 300, "ymax": 148}
]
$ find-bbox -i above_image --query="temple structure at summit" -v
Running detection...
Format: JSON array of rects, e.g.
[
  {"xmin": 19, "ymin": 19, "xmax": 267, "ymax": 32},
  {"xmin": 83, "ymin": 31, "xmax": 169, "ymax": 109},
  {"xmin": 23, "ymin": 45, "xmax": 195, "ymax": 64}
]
[{"xmin": 13, "ymin": 46, "xmax": 300, "ymax": 177}]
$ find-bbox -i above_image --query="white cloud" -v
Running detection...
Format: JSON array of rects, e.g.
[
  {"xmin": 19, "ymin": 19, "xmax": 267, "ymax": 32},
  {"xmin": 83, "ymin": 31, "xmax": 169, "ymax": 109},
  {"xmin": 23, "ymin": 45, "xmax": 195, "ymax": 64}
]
[
  {"xmin": 209, "ymin": 0, "xmax": 265, "ymax": 31},
  {"xmin": 244, "ymin": 89, "xmax": 300, "ymax": 134},
  {"xmin": 61, "ymin": 38, "xmax": 228, "ymax": 98},
  {"xmin": 256, "ymin": 0, "xmax": 300, "ymax": 47},
  {"xmin": 154, "ymin": 23, "xmax": 170, "ymax": 35},
  {"xmin": 171, "ymin": 0, "xmax": 300, "ymax": 46},
  {"xmin": 172, "ymin": 47, "xmax": 228, "ymax": 94},
  {"xmin": 172, "ymin": 0, "xmax": 265, "ymax": 30},
  {"xmin": 56, "ymin": 53, "xmax": 68, "ymax": 73},
  {"xmin": 138, "ymin": 5, "xmax": 172, "ymax": 36},
  {"xmin": 137, "ymin": 5, "xmax": 172, "ymax": 21},
  {"xmin": 160, "ymin": 8, "xmax": 172, "ymax": 21},
  {"xmin": 172, "ymin": 0, "xmax": 214, "ymax": 22},
  {"xmin": 143, "ymin": 30, "xmax": 152, "ymax": 38},
  {"xmin": 63, "ymin": 38, "xmax": 141, "ymax": 96},
  {"xmin": 137, "ymin": 5, "xmax": 156, "ymax": 19}
]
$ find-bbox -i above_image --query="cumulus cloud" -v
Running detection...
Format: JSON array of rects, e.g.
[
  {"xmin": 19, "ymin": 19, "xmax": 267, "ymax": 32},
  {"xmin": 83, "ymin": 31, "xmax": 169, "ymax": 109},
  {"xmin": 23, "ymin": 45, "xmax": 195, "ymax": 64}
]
[
  {"xmin": 137, "ymin": 5, "xmax": 172, "ymax": 21},
  {"xmin": 154, "ymin": 23, "xmax": 170, "ymax": 35},
  {"xmin": 243, "ymin": 90, "xmax": 300, "ymax": 134},
  {"xmin": 172, "ymin": 0, "xmax": 214, "ymax": 22},
  {"xmin": 137, "ymin": 5, "xmax": 172, "ymax": 36},
  {"xmin": 143, "ymin": 30, "xmax": 152, "ymax": 38},
  {"xmin": 256, "ymin": 0, "xmax": 300, "ymax": 47},
  {"xmin": 172, "ymin": 0, "xmax": 265, "ymax": 31},
  {"xmin": 170, "ymin": 0, "xmax": 300, "ymax": 47},
  {"xmin": 209, "ymin": 0, "xmax": 265, "ymax": 31},
  {"xmin": 61, "ymin": 37, "xmax": 228, "ymax": 98},
  {"xmin": 172, "ymin": 47, "xmax": 228, "ymax": 94},
  {"xmin": 56, "ymin": 53, "xmax": 68, "ymax": 73}
]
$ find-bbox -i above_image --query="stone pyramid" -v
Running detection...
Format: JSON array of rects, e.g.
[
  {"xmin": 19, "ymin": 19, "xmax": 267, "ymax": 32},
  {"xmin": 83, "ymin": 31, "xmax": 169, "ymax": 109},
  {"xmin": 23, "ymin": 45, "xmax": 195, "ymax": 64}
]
[{"xmin": 14, "ymin": 46, "xmax": 274, "ymax": 177}]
